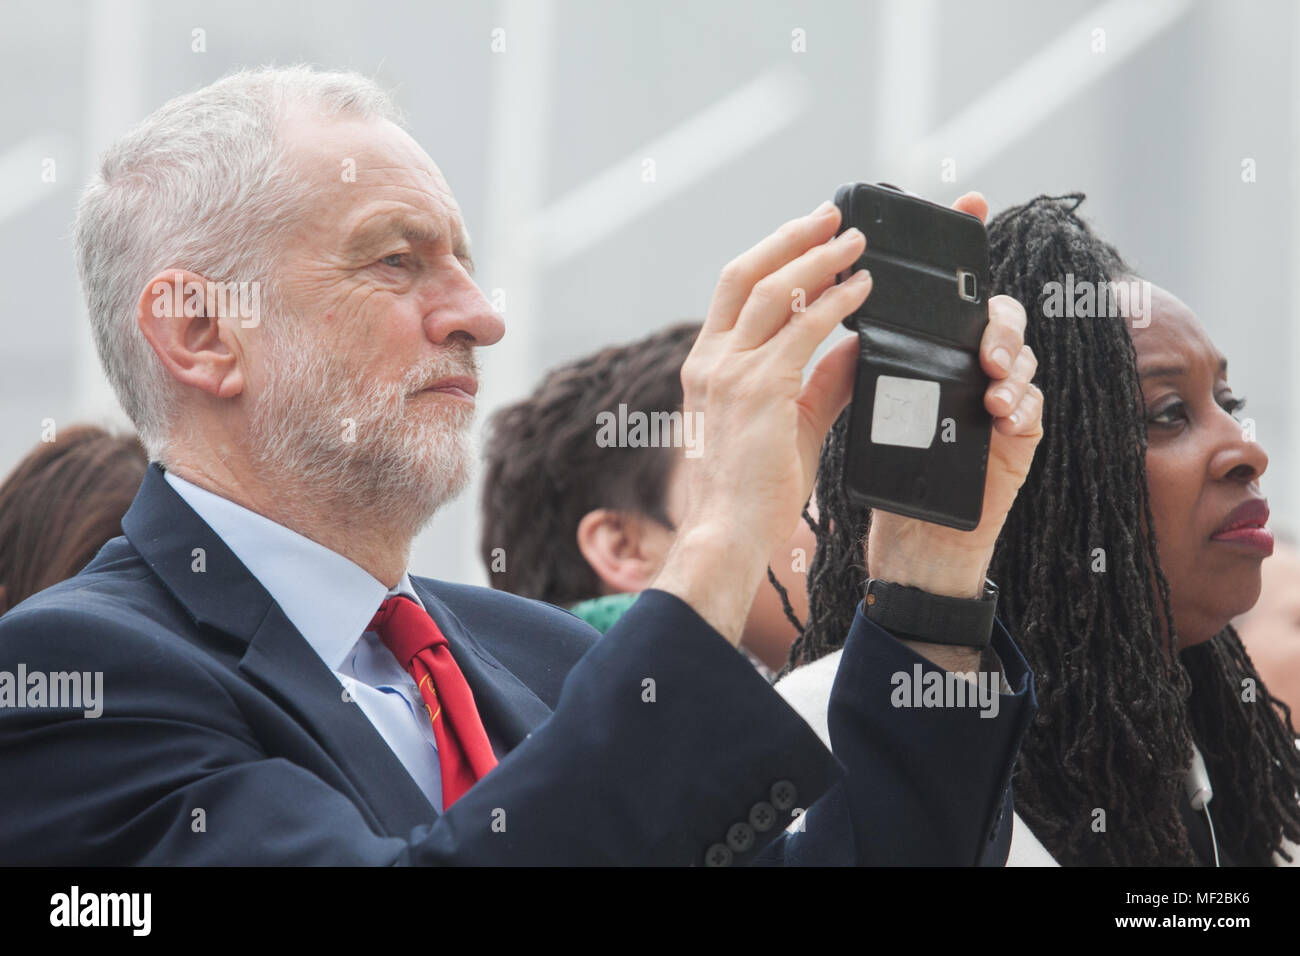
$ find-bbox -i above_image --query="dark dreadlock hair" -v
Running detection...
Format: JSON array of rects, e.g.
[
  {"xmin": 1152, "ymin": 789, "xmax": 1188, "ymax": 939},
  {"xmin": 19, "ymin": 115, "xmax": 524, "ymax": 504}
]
[{"xmin": 786, "ymin": 194, "xmax": 1300, "ymax": 865}]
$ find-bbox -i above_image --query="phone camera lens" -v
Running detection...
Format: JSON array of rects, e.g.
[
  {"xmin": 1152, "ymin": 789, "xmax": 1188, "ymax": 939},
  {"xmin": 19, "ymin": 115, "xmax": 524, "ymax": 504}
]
[{"xmin": 957, "ymin": 270, "xmax": 978, "ymax": 302}]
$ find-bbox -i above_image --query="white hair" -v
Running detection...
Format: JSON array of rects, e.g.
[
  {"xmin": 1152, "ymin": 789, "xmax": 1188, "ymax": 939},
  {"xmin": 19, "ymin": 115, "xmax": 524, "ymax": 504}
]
[{"xmin": 73, "ymin": 65, "xmax": 404, "ymax": 461}]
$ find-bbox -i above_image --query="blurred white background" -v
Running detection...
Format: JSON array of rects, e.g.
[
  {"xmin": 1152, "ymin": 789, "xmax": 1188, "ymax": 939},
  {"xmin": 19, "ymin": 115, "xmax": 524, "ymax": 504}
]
[{"xmin": 1, "ymin": 0, "xmax": 1296, "ymax": 584}]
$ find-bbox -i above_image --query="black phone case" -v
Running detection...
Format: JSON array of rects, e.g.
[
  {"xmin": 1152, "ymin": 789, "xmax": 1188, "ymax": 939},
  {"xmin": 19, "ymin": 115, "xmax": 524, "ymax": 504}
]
[{"xmin": 834, "ymin": 182, "xmax": 991, "ymax": 531}]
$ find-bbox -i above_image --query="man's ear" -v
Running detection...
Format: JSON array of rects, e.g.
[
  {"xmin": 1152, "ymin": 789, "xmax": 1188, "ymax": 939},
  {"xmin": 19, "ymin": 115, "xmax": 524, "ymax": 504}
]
[
  {"xmin": 576, "ymin": 509, "xmax": 673, "ymax": 595},
  {"xmin": 137, "ymin": 269, "xmax": 245, "ymax": 399}
]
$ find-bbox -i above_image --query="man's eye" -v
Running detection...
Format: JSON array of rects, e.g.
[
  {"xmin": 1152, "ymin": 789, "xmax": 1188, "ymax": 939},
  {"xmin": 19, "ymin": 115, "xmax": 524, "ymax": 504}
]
[{"xmin": 379, "ymin": 253, "xmax": 408, "ymax": 269}]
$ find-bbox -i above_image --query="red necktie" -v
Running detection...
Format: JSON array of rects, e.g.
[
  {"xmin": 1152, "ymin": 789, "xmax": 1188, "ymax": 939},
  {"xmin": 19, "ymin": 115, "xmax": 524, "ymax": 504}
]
[{"xmin": 369, "ymin": 595, "xmax": 498, "ymax": 808}]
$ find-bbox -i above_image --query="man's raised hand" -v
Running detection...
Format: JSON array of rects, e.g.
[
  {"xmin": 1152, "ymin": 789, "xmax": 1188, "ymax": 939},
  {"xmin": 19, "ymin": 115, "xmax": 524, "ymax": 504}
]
[{"xmin": 653, "ymin": 200, "xmax": 871, "ymax": 644}]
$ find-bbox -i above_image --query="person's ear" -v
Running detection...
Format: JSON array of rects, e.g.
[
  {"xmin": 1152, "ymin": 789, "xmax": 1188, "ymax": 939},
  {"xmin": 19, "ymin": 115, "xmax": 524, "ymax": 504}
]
[
  {"xmin": 136, "ymin": 270, "xmax": 246, "ymax": 399},
  {"xmin": 576, "ymin": 509, "xmax": 673, "ymax": 594}
]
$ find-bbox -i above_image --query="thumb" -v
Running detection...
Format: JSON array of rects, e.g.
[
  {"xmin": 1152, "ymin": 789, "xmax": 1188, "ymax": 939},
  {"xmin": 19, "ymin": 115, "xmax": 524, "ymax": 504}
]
[{"xmin": 797, "ymin": 333, "xmax": 859, "ymax": 444}]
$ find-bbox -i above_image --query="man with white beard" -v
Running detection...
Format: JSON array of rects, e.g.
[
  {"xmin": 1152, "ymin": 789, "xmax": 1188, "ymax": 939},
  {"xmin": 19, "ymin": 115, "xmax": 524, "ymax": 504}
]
[{"xmin": 0, "ymin": 66, "xmax": 1044, "ymax": 865}]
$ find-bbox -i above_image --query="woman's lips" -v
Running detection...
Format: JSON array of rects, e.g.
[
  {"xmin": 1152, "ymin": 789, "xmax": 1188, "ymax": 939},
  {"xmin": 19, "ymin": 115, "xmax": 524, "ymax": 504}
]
[
  {"xmin": 1210, "ymin": 498, "xmax": 1273, "ymax": 556},
  {"xmin": 1210, "ymin": 526, "xmax": 1274, "ymax": 555}
]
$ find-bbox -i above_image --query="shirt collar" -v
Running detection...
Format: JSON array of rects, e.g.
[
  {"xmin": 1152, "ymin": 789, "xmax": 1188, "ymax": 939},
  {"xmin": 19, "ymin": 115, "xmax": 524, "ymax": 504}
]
[{"xmin": 163, "ymin": 470, "xmax": 422, "ymax": 671}]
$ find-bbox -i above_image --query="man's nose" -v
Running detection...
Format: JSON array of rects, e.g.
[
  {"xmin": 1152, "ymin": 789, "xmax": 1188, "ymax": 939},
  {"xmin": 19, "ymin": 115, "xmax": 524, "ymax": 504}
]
[{"xmin": 422, "ymin": 262, "xmax": 505, "ymax": 347}]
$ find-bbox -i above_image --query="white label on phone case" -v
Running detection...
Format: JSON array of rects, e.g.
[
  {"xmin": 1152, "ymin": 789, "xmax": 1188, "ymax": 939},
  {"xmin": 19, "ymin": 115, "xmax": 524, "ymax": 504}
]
[{"xmin": 871, "ymin": 376, "xmax": 939, "ymax": 448}]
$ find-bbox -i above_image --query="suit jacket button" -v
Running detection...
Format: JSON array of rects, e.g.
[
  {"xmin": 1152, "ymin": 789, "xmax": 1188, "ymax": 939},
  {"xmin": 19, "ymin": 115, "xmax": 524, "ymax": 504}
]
[
  {"xmin": 770, "ymin": 780, "xmax": 797, "ymax": 811},
  {"xmin": 705, "ymin": 843, "xmax": 734, "ymax": 867},
  {"xmin": 726, "ymin": 822, "xmax": 755, "ymax": 853},
  {"xmin": 748, "ymin": 801, "xmax": 777, "ymax": 832}
]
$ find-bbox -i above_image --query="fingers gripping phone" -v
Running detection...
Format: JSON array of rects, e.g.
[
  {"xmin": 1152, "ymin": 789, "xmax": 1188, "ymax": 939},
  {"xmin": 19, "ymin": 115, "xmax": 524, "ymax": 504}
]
[{"xmin": 833, "ymin": 182, "xmax": 992, "ymax": 531}]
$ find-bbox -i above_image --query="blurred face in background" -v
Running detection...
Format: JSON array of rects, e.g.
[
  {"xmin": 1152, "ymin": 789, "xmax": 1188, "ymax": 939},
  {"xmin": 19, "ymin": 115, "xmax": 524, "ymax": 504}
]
[
  {"xmin": 574, "ymin": 447, "xmax": 810, "ymax": 670},
  {"xmin": 1235, "ymin": 543, "xmax": 1300, "ymax": 718}
]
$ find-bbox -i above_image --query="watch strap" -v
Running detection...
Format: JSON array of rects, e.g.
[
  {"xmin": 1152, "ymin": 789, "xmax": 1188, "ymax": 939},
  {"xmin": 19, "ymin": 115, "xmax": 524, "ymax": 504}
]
[{"xmin": 863, "ymin": 577, "xmax": 998, "ymax": 649}]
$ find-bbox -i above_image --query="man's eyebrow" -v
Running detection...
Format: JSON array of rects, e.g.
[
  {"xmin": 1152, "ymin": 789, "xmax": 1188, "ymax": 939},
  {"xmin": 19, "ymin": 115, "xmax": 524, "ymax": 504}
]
[
  {"xmin": 345, "ymin": 214, "xmax": 440, "ymax": 250},
  {"xmin": 344, "ymin": 213, "xmax": 476, "ymax": 273}
]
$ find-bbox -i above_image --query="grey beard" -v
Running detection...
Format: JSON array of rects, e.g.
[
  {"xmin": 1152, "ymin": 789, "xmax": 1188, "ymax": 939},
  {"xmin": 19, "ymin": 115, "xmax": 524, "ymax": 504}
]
[{"xmin": 246, "ymin": 341, "xmax": 476, "ymax": 540}]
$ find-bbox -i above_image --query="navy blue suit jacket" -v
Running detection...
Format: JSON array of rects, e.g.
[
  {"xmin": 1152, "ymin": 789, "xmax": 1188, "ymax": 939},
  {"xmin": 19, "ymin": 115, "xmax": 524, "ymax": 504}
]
[{"xmin": 0, "ymin": 465, "xmax": 1035, "ymax": 865}]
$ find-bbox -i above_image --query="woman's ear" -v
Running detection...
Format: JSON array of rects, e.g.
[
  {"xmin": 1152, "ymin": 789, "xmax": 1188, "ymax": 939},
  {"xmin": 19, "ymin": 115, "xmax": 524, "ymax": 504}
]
[
  {"xmin": 136, "ymin": 269, "xmax": 246, "ymax": 400},
  {"xmin": 576, "ymin": 509, "xmax": 676, "ymax": 595}
]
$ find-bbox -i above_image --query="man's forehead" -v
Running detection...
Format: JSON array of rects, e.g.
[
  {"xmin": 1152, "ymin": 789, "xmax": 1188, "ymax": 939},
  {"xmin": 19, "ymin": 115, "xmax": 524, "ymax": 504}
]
[
  {"xmin": 283, "ymin": 108, "xmax": 439, "ymax": 172},
  {"xmin": 280, "ymin": 112, "xmax": 465, "ymax": 242},
  {"xmin": 282, "ymin": 113, "xmax": 450, "ymax": 205}
]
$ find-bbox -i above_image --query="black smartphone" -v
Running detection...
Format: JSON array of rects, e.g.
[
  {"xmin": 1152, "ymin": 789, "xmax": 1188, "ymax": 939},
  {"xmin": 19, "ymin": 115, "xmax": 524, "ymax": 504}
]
[{"xmin": 832, "ymin": 182, "xmax": 991, "ymax": 531}]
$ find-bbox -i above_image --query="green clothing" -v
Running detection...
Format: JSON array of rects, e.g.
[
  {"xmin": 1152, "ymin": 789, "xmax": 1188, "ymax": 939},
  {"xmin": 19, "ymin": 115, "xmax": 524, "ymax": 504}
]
[{"xmin": 568, "ymin": 592, "xmax": 640, "ymax": 634}]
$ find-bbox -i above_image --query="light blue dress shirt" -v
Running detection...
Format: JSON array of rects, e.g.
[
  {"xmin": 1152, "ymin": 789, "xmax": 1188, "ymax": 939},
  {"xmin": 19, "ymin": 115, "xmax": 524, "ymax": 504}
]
[{"xmin": 164, "ymin": 471, "xmax": 445, "ymax": 812}]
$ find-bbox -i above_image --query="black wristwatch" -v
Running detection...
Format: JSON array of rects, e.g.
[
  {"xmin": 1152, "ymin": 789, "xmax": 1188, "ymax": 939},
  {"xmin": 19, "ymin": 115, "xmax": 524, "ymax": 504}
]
[{"xmin": 863, "ymin": 577, "xmax": 999, "ymax": 650}]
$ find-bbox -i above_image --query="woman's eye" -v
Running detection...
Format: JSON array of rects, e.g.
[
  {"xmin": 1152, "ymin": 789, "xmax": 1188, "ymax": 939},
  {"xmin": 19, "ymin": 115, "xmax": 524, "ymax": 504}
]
[
  {"xmin": 1221, "ymin": 395, "xmax": 1248, "ymax": 419},
  {"xmin": 1148, "ymin": 400, "xmax": 1187, "ymax": 427}
]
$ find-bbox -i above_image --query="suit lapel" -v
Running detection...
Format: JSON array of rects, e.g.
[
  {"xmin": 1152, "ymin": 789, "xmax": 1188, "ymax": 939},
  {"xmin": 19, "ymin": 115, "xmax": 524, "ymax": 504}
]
[
  {"xmin": 123, "ymin": 464, "xmax": 436, "ymax": 837},
  {"xmin": 238, "ymin": 601, "xmax": 437, "ymax": 837}
]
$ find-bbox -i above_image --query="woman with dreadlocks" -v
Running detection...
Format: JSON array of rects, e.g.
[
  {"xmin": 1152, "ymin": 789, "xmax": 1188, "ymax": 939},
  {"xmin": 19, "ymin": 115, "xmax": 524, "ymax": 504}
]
[{"xmin": 776, "ymin": 194, "xmax": 1300, "ymax": 866}]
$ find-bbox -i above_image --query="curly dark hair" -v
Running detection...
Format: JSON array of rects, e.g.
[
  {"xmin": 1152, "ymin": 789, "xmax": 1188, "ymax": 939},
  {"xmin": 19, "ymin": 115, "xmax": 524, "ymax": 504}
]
[
  {"xmin": 786, "ymin": 194, "xmax": 1300, "ymax": 865},
  {"xmin": 479, "ymin": 322, "xmax": 702, "ymax": 605}
]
